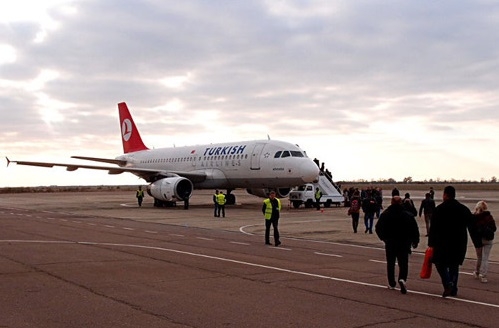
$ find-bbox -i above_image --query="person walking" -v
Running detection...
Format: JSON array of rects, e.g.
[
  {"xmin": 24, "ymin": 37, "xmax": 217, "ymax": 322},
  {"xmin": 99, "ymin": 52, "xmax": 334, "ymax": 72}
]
[
  {"xmin": 419, "ymin": 193, "xmax": 436, "ymax": 236},
  {"xmin": 374, "ymin": 187, "xmax": 383, "ymax": 219},
  {"xmin": 262, "ymin": 191, "xmax": 281, "ymax": 246},
  {"xmin": 403, "ymin": 193, "xmax": 417, "ymax": 217},
  {"xmin": 469, "ymin": 201, "xmax": 496, "ymax": 283},
  {"xmin": 361, "ymin": 190, "xmax": 378, "ymax": 234},
  {"xmin": 348, "ymin": 191, "xmax": 361, "ymax": 233},
  {"xmin": 213, "ymin": 190, "xmax": 219, "ymax": 217},
  {"xmin": 375, "ymin": 196, "xmax": 420, "ymax": 294},
  {"xmin": 216, "ymin": 191, "xmax": 226, "ymax": 218},
  {"xmin": 136, "ymin": 186, "xmax": 145, "ymax": 207},
  {"xmin": 428, "ymin": 186, "xmax": 473, "ymax": 297},
  {"xmin": 315, "ymin": 187, "xmax": 322, "ymax": 211}
]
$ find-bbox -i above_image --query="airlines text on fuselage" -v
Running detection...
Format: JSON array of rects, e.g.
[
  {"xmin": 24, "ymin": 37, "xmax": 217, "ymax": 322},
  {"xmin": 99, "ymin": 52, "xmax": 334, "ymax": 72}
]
[{"xmin": 203, "ymin": 145, "xmax": 247, "ymax": 156}]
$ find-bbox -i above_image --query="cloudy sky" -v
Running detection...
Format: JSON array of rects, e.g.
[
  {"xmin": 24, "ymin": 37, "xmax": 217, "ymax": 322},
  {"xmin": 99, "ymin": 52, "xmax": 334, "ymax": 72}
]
[{"xmin": 1, "ymin": 0, "xmax": 498, "ymax": 187}]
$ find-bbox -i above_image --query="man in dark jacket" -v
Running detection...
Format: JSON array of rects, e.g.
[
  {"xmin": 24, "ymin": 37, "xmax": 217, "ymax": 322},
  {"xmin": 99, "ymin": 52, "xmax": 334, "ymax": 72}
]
[
  {"xmin": 362, "ymin": 190, "xmax": 378, "ymax": 234},
  {"xmin": 419, "ymin": 192, "xmax": 436, "ymax": 236},
  {"xmin": 428, "ymin": 186, "xmax": 473, "ymax": 297},
  {"xmin": 375, "ymin": 196, "xmax": 420, "ymax": 294}
]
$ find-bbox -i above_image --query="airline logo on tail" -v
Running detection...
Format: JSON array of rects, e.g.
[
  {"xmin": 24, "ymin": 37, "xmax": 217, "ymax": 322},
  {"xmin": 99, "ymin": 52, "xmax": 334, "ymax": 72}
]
[
  {"xmin": 118, "ymin": 102, "xmax": 149, "ymax": 153},
  {"xmin": 122, "ymin": 119, "xmax": 133, "ymax": 141}
]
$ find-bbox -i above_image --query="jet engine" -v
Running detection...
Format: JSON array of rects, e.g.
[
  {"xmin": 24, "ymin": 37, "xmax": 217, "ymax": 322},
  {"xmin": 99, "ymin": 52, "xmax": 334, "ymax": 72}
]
[
  {"xmin": 246, "ymin": 187, "xmax": 291, "ymax": 199},
  {"xmin": 147, "ymin": 177, "xmax": 193, "ymax": 202}
]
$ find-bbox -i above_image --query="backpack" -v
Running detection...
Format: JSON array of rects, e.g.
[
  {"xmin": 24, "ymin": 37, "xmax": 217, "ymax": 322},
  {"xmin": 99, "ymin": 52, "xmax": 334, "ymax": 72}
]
[{"xmin": 349, "ymin": 199, "xmax": 360, "ymax": 214}]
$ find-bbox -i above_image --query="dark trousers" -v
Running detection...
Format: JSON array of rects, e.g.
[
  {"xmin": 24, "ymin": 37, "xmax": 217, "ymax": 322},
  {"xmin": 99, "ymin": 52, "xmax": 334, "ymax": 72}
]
[
  {"xmin": 315, "ymin": 199, "xmax": 321, "ymax": 210},
  {"xmin": 435, "ymin": 263, "xmax": 460, "ymax": 294},
  {"xmin": 137, "ymin": 197, "xmax": 143, "ymax": 207},
  {"xmin": 214, "ymin": 204, "xmax": 218, "ymax": 217},
  {"xmin": 351, "ymin": 212, "xmax": 359, "ymax": 233},
  {"xmin": 385, "ymin": 243, "xmax": 409, "ymax": 287},
  {"xmin": 364, "ymin": 212, "xmax": 374, "ymax": 233},
  {"xmin": 217, "ymin": 205, "xmax": 225, "ymax": 217},
  {"xmin": 265, "ymin": 218, "xmax": 280, "ymax": 244}
]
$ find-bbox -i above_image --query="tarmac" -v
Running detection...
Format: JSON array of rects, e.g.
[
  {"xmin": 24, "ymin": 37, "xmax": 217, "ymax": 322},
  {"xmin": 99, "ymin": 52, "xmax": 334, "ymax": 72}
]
[
  {"xmin": 3, "ymin": 187, "xmax": 497, "ymax": 262},
  {"xmin": 0, "ymin": 187, "xmax": 498, "ymax": 327}
]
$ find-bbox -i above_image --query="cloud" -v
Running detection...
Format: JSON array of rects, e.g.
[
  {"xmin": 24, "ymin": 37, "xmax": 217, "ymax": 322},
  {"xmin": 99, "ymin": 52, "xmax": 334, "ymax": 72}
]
[{"xmin": 1, "ymin": 0, "xmax": 499, "ymax": 187}]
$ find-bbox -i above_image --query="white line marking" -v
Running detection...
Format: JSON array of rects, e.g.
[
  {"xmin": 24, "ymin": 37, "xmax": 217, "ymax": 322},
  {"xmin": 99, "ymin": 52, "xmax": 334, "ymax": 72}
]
[
  {"xmin": 239, "ymin": 225, "xmax": 255, "ymax": 235},
  {"xmin": 2, "ymin": 239, "xmax": 498, "ymax": 309},
  {"xmin": 315, "ymin": 252, "xmax": 343, "ymax": 258},
  {"xmin": 87, "ymin": 223, "xmax": 96, "ymax": 226},
  {"xmin": 104, "ymin": 225, "xmax": 115, "ymax": 228},
  {"xmin": 230, "ymin": 241, "xmax": 250, "ymax": 245},
  {"xmin": 120, "ymin": 203, "xmax": 138, "ymax": 207},
  {"xmin": 122, "ymin": 227, "xmax": 134, "ymax": 231},
  {"xmin": 196, "ymin": 237, "xmax": 214, "ymax": 241},
  {"xmin": 370, "ymin": 260, "xmax": 386, "ymax": 264},
  {"xmin": 144, "ymin": 230, "xmax": 158, "ymax": 234},
  {"xmin": 270, "ymin": 247, "xmax": 291, "ymax": 251},
  {"xmin": 169, "ymin": 234, "xmax": 184, "ymax": 237}
]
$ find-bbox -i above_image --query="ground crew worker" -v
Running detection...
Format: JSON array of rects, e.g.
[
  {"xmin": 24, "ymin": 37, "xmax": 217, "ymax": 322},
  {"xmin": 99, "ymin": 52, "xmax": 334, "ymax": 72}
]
[
  {"xmin": 183, "ymin": 190, "xmax": 190, "ymax": 210},
  {"xmin": 213, "ymin": 190, "xmax": 219, "ymax": 217},
  {"xmin": 315, "ymin": 187, "xmax": 322, "ymax": 210},
  {"xmin": 136, "ymin": 186, "xmax": 144, "ymax": 207},
  {"xmin": 263, "ymin": 191, "xmax": 282, "ymax": 246},
  {"xmin": 216, "ymin": 191, "xmax": 226, "ymax": 217}
]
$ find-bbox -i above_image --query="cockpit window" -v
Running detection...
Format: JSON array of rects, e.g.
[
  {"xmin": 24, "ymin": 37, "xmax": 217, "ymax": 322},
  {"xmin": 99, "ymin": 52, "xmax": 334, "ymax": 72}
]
[{"xmin": 275, "ymin": 150, "xmax": 304, "ymax": 158}]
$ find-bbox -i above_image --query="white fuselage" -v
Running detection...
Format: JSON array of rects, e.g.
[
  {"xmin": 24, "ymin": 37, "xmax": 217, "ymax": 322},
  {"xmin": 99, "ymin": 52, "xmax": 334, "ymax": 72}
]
[{"xmin": 116, "ymin": 139, "xmax": 319, "ymax": 189}]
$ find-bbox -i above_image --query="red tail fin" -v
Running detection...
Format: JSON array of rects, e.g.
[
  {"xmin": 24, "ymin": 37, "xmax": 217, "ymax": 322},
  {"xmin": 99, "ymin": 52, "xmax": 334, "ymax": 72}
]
[{"xmin": 118, "ymin": 102, "xmax": 149, "ymax": 153}]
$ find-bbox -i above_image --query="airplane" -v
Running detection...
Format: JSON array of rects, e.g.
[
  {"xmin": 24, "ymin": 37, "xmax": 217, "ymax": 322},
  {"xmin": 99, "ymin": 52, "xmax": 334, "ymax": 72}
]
[{"xmin": 7, "ymin": 102, "xmax": 320, "ymax": 207}]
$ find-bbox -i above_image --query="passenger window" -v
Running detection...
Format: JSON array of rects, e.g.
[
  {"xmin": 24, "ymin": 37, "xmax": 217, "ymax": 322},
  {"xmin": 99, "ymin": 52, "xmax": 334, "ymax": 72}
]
[
  {"xmin": 281, "ymin": 151, "xmax": 290, "ymax": 158},
  {"xmin": 274, "ymin": 151, "xmax": 282, "ymax": 158}
]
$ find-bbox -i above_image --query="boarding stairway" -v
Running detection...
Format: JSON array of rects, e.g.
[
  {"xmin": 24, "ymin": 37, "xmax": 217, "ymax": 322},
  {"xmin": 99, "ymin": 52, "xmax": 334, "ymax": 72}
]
[
  {"xmin": 317, "ymin": 173, "xmax": 344, "ymax": 203},
  {"xmin": 313, "ymin": 158, "xmax": 344, "ymax": 203}
]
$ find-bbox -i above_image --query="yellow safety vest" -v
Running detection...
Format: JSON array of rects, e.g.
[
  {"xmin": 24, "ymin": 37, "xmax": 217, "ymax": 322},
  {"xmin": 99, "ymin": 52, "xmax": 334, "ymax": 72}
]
[
  {"xmin": 263, "ymin": 198, "xmax": 281, "ymax": 220},
  {"xmin": 217, "ymin": 193, "xmax": 226, "ymax": 205}
]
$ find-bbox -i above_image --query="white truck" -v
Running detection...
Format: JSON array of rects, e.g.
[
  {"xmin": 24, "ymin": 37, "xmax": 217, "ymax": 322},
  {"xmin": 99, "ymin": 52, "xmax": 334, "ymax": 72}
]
[{"xmin": 288, "ymin": 174, "xmax": 344, "ymax": 208}]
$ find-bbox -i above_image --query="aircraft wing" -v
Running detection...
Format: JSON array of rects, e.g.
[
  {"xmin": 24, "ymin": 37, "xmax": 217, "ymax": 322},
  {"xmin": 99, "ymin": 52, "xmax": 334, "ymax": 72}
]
[
  {"xmin": 70, "ymin": 156, "xmax": 128, "ymax": 166},
  {"xmin": 6, "ymin": 157, "xmax": 207, "ymax": 183}
]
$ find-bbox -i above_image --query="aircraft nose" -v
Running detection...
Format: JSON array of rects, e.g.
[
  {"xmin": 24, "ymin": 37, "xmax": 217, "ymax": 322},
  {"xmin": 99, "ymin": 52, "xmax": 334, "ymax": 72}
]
[{"xmin": 301, "ymin": 160, "xmax": 320, "ymax": 183}]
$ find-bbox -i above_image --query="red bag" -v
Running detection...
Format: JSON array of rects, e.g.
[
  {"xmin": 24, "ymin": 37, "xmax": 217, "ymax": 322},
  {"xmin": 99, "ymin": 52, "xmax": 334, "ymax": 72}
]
[{"xmin": 420, "ymin": 247, "xmax": 433, "ymax": 279}]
